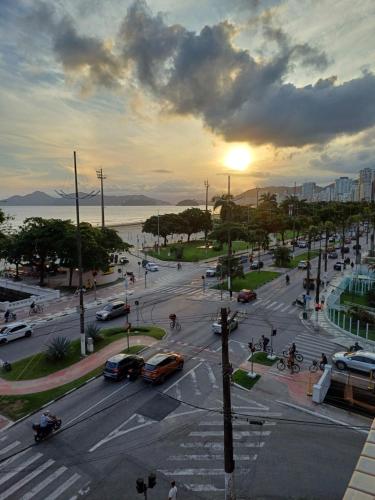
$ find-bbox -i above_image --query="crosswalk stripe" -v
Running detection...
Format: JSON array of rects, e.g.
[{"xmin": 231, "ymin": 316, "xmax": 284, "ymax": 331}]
[
  {"xmin": 20, "ymin": 467, "xmax": 68, "ymax": 500},
  {"xmin": 273, "ymin": 303, "xmax": 284, "ymax": 311},
  {"xmin": 0, "ymin": 441, "xmax": 20, "ymax": 456},
  {"xmin": 0, "ymin": 450, "xmax": 28, "ymax": 471},
  {"xmin": 288, "ymin": 308, "xmax": 296, "ymax": 314},
  {"xmin": 281, "ymin": 305, "xmax": 291, "ymax": 312},
  {"xmin": 44, "ymin": 473, "xmax": 81, "ymax": 500},
  {"xmin": 184, "ymin": 484, "xmax": 224, "ymax": 492},
  {"xmin": 0, "ymin": 453, "xmax": 42, "ymax": 487},
  {"xmin": 0, "ymin": 459, "xmax": 55, "ymax": 500},
  {"xmin": 262, "ymin": 299, "xmax": 271, "ymax": 306},
  {"xmin": 180, "ymin": 442, "xmax": 264, "ymax": 449},
  {"xmin": 265, "ymin": 301, "xmax": 278, "ymax": 309},
  {"xmin": 189, "ymin": 431, "xmax": 270, "ymax": 438},
  {"xmin": 167, "ymin": 454, "xmax": 255, "ymax": 461}
]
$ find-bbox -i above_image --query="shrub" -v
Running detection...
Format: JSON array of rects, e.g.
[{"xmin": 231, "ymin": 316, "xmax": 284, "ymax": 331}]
[
  {"xmin": 367, "ymin": 288, "xmax": 375, "ymax": 308},
  {"xmin": 101, "ymin": 327, "xmax": 125, "ymax": 337},
  {"xmin": 46, "ymin": 336, "xmax": 71, "ymax": 361},
  {"xmin": 85, "ymin": 323, "xmax": 102, "ymax": 343}
]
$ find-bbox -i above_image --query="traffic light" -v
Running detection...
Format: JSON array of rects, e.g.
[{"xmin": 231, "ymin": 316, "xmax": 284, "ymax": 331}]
[
  {"xmin": 136, "ymin": 478, "xmax": 146, "ymax": 493},
  {"xmin": 272, "ymin": 329, "xmax": 277, "ymax": 336},
  {"xmin": 148, "ymin": 473, "xmax": 156, "ymax": 488}
]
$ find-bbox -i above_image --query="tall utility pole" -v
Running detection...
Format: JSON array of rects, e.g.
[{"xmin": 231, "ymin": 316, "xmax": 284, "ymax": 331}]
[
  {"xmin": 56, "ymin": 152, "xmax": 98, "ymax": 357},
  {"xmin": 157, "ymin": 211, "xmax": 160, "ymax": 255},
  {"xmin": 292, "ymin": 182, "xmax": 297, "ymax": 258},
  {"xmin": 221, "ymin": 307, "xmax": 236, "ymax": 499},
  {"xmin": 74, "ymin": 152, "xmax": 86, "ymax": 357},
  {"xmin": 204, "ymin": 179, "xmax": 210, "ymax": 247},
  {"xmin": 96, "ymin": 168, "xmax": 106, "ymax": 229},
  {"xmin": 256, "ymin": 186, "xmax": 259, "ymax": 208},
  {"xmin": 315, "ymin": 247, "xmax": 322, "ymax": 311},
  {"xmin": 227, "ymin": 175, "xmax": 232, "ymax": 299}
]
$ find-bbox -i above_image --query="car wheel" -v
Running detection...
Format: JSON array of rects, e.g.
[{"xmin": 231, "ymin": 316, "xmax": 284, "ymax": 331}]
[
  {"xmin": 157, "ymin": 375, "xmax": 165, "ymax": 384},
  {"xmin": 237, "ymin": 298, "xmax": 240, "ymax": 302},
  {"xmin": 25, "ymin": 330, "xmax": 32, "ymax": 337},
  {"xmin": 177, "ymin": 362, "xmax": 184, "ymax": 370},
  {"xmin": 336, "ymin": 361, "xmax": 347, "ymax": 371},
  {"xmin": 0, "ymin": 338, "xmax": 7, "ymax": 344}
]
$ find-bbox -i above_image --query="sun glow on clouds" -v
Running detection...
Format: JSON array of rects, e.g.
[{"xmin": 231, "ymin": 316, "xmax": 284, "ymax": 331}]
[{"xmin": 224, "ymin": 145, "xmax": 253, "ymax": 172}]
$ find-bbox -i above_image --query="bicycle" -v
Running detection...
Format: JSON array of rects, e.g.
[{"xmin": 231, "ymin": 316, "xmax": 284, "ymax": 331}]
[
  {"xmin": 277, "ymin": 357, "xmax": 300, "ymax": 374},
  {"xmin": 253, "ymin": 339, "xmax": 273, "ymax": 354},
  {"xmin": 170, "ymin": 320, "xmax": 181, "ymax": 332},
  {"xmin": 309, "ymin": 359, "xmax": 326, "ymax": 372},
  {"xmin": 282, "ymin": 348, "xmax": 304, "ymax": 362},
  {"xmin": 29, "ymin": 304, "xmax": 44, "ymax": 316}
]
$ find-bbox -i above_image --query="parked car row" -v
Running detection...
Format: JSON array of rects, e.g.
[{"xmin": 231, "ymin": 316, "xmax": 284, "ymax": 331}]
[{"xmin": 103, "ymin": 351, "xmax": 184, "ymax": 383}]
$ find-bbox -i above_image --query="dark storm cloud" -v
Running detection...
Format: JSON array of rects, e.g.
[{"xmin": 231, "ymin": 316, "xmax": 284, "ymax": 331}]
[
  {"xmin": 25, "ymin": 1, "xmax": 375, "ymax": 148},
  {"xmin": 25, "ymin": 1, "xmax": 122, "ymax": 89},
  {"xmin": 310, "ymin": 147, "xmax": 375, "ymax": 174}
]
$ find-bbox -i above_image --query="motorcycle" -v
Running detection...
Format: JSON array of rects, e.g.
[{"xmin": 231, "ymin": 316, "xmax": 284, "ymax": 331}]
[
  {"xmin": 292, "ymin": 298, "xmax": 305, "ymax": 308},
  {"xmin": 348, "ymin": 343, "xmax": 363, "ymax": 352},
  {"xmin": 32, "ymin": 416, "xmax": 62, "ymax": 442}
]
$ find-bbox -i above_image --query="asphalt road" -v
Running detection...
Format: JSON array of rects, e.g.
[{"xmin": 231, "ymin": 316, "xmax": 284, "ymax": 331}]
[{"xmin": 0, "ymin": 238, "xmax": 371, "ymax": 499}]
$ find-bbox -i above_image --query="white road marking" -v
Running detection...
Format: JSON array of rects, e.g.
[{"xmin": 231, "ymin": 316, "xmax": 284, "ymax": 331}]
[
  {"xmin": 159, "ymin": 468, "xmax": 227, "ymax": 476},
  {"xmin": 180, "ymin": 442, "xmax": 264, "ymax": 449},
  {"xmin": 65, "ymin": 382, "xmax": 130, "ymax": 426},
  {"xmin": 165, "ymin": 409, "xmax": 204, "ymax": 420},
  {"xmin": 231, "ymin": 395, "xmax": 269, "ymax": 409},
  {"xmin": 281, "ymin": 304, "xmax": 291, "ymax": 312},
  {"xmin": 266, "ymin": 301, "xmax": 278, "ymax": 310},
  {"xmin": 0, "ymin": 458, "xmax": 55, "ymax": 500},
  {"xmin": 89, "ymin": 414, "xmax": 155, "ymax": 452},
  {"xmin": 206, "ymin": 364, "xmax": 219, "ymax": 389},
  {"xmin": 190, "ymin": 369, "xmax": 202, "ymax": 396},
  {"xmin": 189, "ymin": 431, "xmax": 271, "ymax": 438},
  {"xmin": 175, "ymin": 383, "xmax": 182, "ymax": 400},
  {"xmin": 288, "ymin": 308, "xmax": 296, "ymax": 314},
  {"xmin": 0, "ymin": 450, "xmax": 28, "ymax": 471},
  {"xmin": 0, "ymin": 436, "xmax": 7, "ymax": 442},
  {"xmin": 0, "ymin": 441, "xmax": 20, "ymax": 456},
  {"xmin": 262, "ymin": 299, "xmax": 271, "ymax": 306},
  {"xmin": 273, "ymin": 303, "xmax": 284, "ymax": 311},
  {"xmin": 0, "ymin": 453, "xmax": 42, "ymax": 487},
  {"xmin": 21, "ymin": 466, "xmax": 68, "ymax": 500},
  {"xmin": 163, "ymin": 362, "xmax": 203, "ymax": 393},
  {"xmin": 167, "ymin": 454, "xmax": 255, "ymax": 461},
  {"xmin": 44, "ymin": 472, "xmax": 81, "ymax": 500},
  {"xmin": 184, "ymin": 484, "xmax": 224, "ymax": 492}
]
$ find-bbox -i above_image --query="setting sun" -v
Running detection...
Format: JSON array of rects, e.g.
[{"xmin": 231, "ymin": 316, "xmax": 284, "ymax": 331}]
[{"xmin": 224, "ymin": 145, "xmax": 253, "ymax": 171}]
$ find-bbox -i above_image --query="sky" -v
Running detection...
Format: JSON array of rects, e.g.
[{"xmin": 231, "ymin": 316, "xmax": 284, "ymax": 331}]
[{"xmin": 0, "ymin": 0, "xmax": 375, "ymax": 202}]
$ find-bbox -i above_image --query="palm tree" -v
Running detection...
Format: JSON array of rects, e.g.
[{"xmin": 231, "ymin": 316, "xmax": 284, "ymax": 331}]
[
  {"xmin": 259, "ymin": 192, "xmax": 277, "ymax": 209},
  {"xmin": 212, "ymin": 194, "xmax": 236, "ymax": 222}
]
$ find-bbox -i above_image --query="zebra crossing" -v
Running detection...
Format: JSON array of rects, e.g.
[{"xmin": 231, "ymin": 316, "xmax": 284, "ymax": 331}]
[
  {"xmin": 0, "ymin": 438, "xmax": 89, "ymax": 500},
  {"xmin": 158, "ymin": 399, "xmax": 277, "ymax": 494}
]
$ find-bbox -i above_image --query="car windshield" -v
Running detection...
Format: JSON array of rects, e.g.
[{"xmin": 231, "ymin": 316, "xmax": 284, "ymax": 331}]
[
  {"xmin": 0, "ymin": 327, "xmax": 8, "ymax": 333},
  {"xmin": 105, "ymin": 362, "xmax": 118, "ymax": 369},
  {"xmin": 144, "ymin": 363, "xmax": 156, "ymax": 371},
  {"xmin": 103, "ymin": 305, "xmax": 113, "ymax": 311}
]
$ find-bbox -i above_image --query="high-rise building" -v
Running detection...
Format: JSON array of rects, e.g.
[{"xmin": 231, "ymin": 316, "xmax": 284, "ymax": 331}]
[
  {"xmin": 301, "ymin": 182, "xmax": 316, "ymax": 201},
  {"xmin": 334, "ymin": 177, "xmax": 352, "ymax": 201},
  {"xmin": 359, "ymin": 168, "xmax": 374, "ymax": 201}
]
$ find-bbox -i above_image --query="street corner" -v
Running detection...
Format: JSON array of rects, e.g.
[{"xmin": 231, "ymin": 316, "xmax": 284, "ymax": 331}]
[
  {"xmin": 0, "ymin": 413, "xmax": 12, "ymax": 431},
  {"xmin": 271, "ymin": 368, "xmax": 322, "ymax": 408},
  {"xmin": 239, "ymin": 360, "xmax": 271, "ymax": 376}
]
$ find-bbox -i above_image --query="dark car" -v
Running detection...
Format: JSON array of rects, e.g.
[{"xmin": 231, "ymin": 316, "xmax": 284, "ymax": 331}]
[
  {"xmin": 237, "ymin": 289, "xmax": 257, "ymax": 303},
  {"xmin": 328, "ymin": 251, "xmax": 338, "ymax": 259},
  {"xmin": 103, "ymin": 354, "xmax": 144, "ymax": 381},
  {"xmin": 303, "ymin": 277, "xmax": 315, "ymax": 290},
  {"xmin": 96, "ymin": 300, "xmax": 130, "ymax": 321},
  {"xmin": 142, "ymin": 259, "xmax": 149, "ymax": 268},
  {"xmin": 353, "ymin": 244, "xmax": 362, "ymax": 250},
  {"xmin": 239, "ymin": 255, "xmax": 248, "ymax": 264},
  {"xmin": 343, "ymin": 247, "xmax": 350, "ymax": 254},
  {"xmin": 334, "ymin": 261, "xmax": 344, "ymax": 271},
  {"xmin": 250, "ymin": 260, "xmax": 264, "ymax": 270}
]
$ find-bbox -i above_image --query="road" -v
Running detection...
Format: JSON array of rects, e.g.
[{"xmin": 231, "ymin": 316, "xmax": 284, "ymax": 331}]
[{"xmin": 0, "ymin": 238, "xmax": 371, "ymax": 499}]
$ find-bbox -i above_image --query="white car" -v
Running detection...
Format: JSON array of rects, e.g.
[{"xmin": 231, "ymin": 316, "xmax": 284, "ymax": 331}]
[
  {"xmin": 206, "ymin": 268, "xmax": 216, "ymax": 277},
  {"xmin": 212, "ymin": 317, "xmax": 239, "ymax": 334},
  {"xmin": 298, "ymin": 260, "xmax": 308, "ymax": 269},
  {"xmin": 332, "ymin": 351, "xmax": 375, "ymax": 374},
  {"xmin": 145, "ymin": 263, "xmax": 159, "ymax": 272},
  {"xmin": 298, "ymin": 241, "xmax": 307, "ymax": 248},
  {"xmin": 0, "ymin": 322, "xmax": 33, "ymax": 344}
]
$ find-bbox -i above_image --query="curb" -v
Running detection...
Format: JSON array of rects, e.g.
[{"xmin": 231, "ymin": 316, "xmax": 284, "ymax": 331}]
[{"xmin": 1, "ymin": 373, "xmax": 103, "ymax": 432}]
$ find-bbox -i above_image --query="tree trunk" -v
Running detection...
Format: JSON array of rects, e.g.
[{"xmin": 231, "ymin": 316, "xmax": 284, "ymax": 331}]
[
  {"xmin": 39, "ymin": 257, "xmax": 45, "ymax": 286},
  {"xmin": 163, "ymin": 236, "xmax": 167, "ymax": 246},
  {"xmin": 69, "ymin": 267, "xmax": 73, "ymax": 287},
  {"xmin": 187, "ymin": 233, "xmax": 191, "ymax": 243},
  {"xmin": 15, "ymin": 262, "xmax": 19, "ymax": 280},
  {"xmin": 281, "ymin": 231, "xmax": 285, "ymax": 245}
]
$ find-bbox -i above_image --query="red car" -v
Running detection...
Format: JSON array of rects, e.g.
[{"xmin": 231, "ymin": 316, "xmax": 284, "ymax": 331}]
[{"xmin": 237, "ymin": 289, "xmax": 257, "ymax": 303}]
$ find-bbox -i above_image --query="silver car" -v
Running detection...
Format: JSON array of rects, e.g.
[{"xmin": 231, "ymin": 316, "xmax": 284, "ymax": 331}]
[
  {"xmin": 212, "ymin": 317, "xmax": 239, "ymax": 334},
  {"xmin": 96, "ymin": 300, "xmax": 130, "ymax": 321},
  {"xmin": 332, "ymin": 351, "xmax": 375, "ymax": 374},
  {"xmin": 0, "ymin": 322, "xmax": 33, "ymax": 344}
]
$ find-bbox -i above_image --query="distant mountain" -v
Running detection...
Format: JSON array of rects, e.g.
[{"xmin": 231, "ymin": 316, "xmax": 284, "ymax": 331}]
[
  {"xmin": 235, "ymin": 186, "xmax": 302, "ymax": 205},
  {"xmin": 176, "ymin": 199, "xmax": 199, "ymax": 206},
  {"xmin": 1, "ymin": 191, "xmax": 170, "ymax": 206}
]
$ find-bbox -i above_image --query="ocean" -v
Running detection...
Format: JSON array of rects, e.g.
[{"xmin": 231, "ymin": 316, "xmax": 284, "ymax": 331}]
[
  {"xmin": 0, "ymin": 204, "xmax": 209, "ymax": 245},
  {"xmin": 0, "ymin": 205, "xmax": 208, "ymax": 228}
]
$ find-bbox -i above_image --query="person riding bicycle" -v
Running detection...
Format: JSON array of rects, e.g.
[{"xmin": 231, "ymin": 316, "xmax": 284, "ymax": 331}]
[
  {"xmin": 289, "ymin": 343, "xmax": 297, "ymax": 356},
  {"xmin": 285, "ymin": 274, "xmax": 290, "ymax": 285},
  {"xmin": 287, "ymin": 351, "xmax": 295, "ymax": 369},
  {"xmin": 261, "ymin": 335, "xmax": 270, "ymax": 352},
  {"xmin": 349, "ymin": 341, "xmax": 362, "ymax": 352},
  {"xmin": 4, "ymin": 309, "xmax": 10, "ymax": 323},
  {"xmin": 169, "ymin": 313, "xmax": 177, "ymax": 328},
  {"xmin": 30, "ymin": 301, "xmax": 36, "ymax": 313},
  {"xmin": 320, "ymin": 353, "xmax": 328, "ymax": 369}
]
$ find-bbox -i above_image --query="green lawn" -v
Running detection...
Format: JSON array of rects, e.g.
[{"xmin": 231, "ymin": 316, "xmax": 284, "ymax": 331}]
[
  {"xmin": 147, "ymin": 240, "xmax": 248, "ymax": 262},
  {"xmin": 289, "ymin": 250, "xmax": 319, "ymax": 268},
  {"xmin": 232, "ymin": 369, "xmax": 261, "ymax": 390},
  {"xmin": 248, "ymin": 351, "xmax": 277, "ymax": 366},
  {"xmin": 216, "ymin": 270, "xmax": 280, "ymax": 292},
  {"xmin": 2, "ymin": 326, "xmax": 164, "ymax": 381},
  {"xmin": 340, "ymin": 291, "xmax": 369, "ymax": 307},
  {"xmin": 0, "ymin": 345, "xmax": 144, "ymax": 421}
]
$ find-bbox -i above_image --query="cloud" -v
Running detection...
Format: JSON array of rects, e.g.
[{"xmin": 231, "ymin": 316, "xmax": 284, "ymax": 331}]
[
  {"xmin": 151, "ymin": 169, "xmax": 173, "ymax": 173},
  {"xmin": 23, "ymin": 1, "xmax": 375, "ymax": 149}
]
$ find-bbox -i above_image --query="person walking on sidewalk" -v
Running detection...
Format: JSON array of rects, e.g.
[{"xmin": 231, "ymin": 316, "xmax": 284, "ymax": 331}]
[{"xmin": 168, "ymin": 480, "xmax": 177, "ymax": 500}]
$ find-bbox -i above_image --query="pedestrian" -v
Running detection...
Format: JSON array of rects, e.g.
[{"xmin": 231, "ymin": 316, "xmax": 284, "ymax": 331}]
[
  {"xmin": 168, "ymin": 480, "xmax": 177, "ymax": 500},
  {"xmin": 261, "ymin": 334, "xmax": 270, "ymax": 352},
  {"xmin": 351, "ymin": 261, "xmax": 354, "ymax": 269},
  {"xmin": 4, "ymin": 309, "xmax": 10, "ymax": 323},
  {"xmin": 320, "ymin": 353, "xmax": 328, "ymax": 370}
]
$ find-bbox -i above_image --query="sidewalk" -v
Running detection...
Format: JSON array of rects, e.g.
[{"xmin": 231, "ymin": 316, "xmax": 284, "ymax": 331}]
[{"xmin": 0, "ymin": 335, "xmax": 157, "ymax": 396}]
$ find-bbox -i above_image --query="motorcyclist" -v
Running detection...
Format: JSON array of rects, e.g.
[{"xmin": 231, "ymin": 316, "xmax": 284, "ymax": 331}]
[
  {"xmin": 4, "ymin": 309, "xmax": 10, "ymax": 323},
  {"xmin": 39, "ymin": 410, "xmax": 54, "ymax": 433},
  {"xmin": 261, "ymin": 335, "xmax": 270, "ymax": 352},
  {"xmin": 349, "ymin": 341, "xmax": 362, "ymax": 352},
  {"xmin": 30, "ymin": 301, "xmax": 36, "ymax": 313},
  {"xmin": 169, "ymin": 313, "xmax": 177, "ymax": 328},
  {"xmin": 285, "ymin": 274, "xmax": 290, "ymax": 285}
]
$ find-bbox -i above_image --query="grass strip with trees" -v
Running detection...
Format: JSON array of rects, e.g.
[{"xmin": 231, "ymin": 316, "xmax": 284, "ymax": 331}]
[
  {"xmin": 289, "ymin": 250, "xmax": 319, "ymax": 268},
  {"xmin": 147, "ymin": 240, "xmax": 248, "ymax": 262},
  {"xmin": 0, "ymin": 345, "xmax": 144, "ymax": 421},
  {"xmin": 232, "ymin": 369, "xmax": 261, "ymax": 390},
  {"xmin": 2, "ymin": 325, "xmax": 165, "ymax": 381},
  {"xmin": 216, "ymin": 270, "xmax": 280, "ymax": 292},
  {"xmin": 248, "ymin": 352, "xmax": 277, "ymax": 366}
]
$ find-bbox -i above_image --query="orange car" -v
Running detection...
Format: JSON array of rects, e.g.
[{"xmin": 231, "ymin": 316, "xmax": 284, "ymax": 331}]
[{"xmin": 142, "ymin": 352, "xmax": 184, "ymax": 383}]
